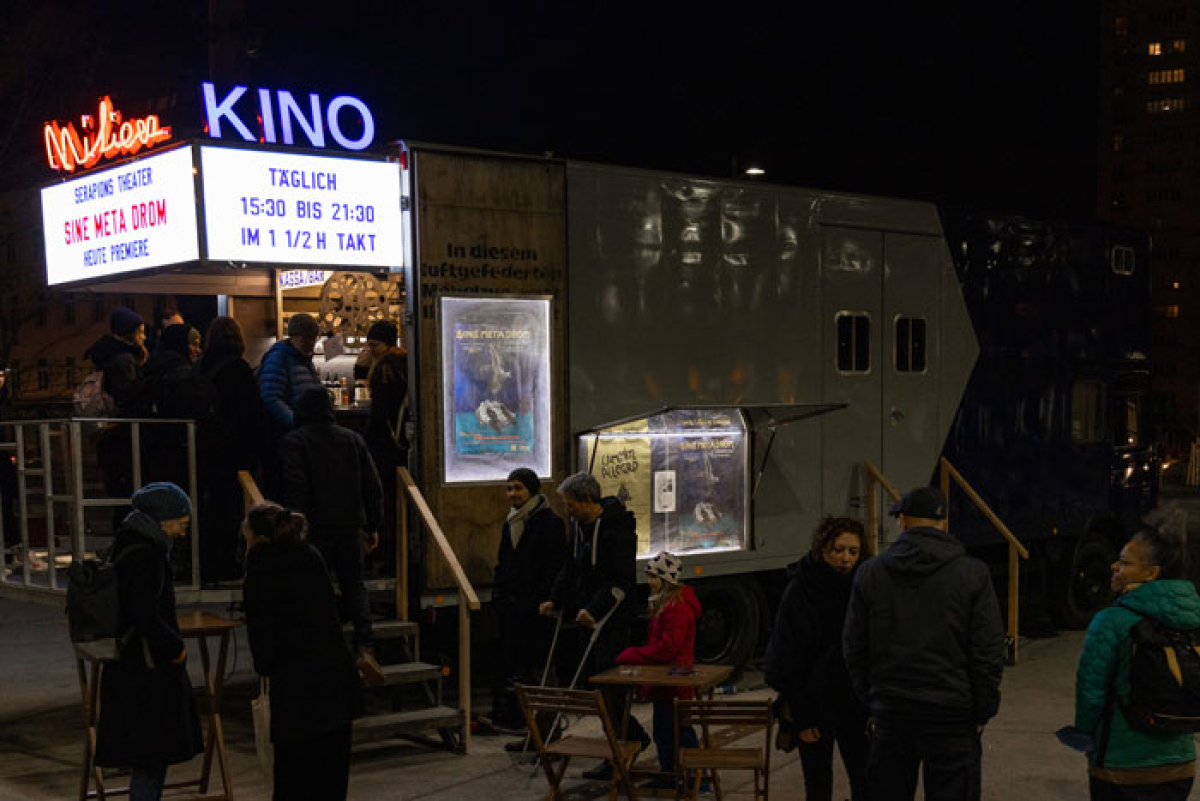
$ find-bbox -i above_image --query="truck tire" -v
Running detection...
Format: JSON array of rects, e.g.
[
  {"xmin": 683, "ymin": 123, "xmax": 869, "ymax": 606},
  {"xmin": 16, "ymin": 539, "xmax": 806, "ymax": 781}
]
[
  {"xmin": 1052, "ymin": 533, "xmax": 1117, "ymax": 630},
  {"xmin": 693, "ymin": 577, "xmax": 765, "ymax": 670}
]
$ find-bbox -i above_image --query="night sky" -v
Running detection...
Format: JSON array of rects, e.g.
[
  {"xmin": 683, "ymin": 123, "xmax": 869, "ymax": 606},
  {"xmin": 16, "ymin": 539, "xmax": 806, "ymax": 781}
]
[{"xmin": 2, "ymin": 2, "xmax": 1099, "ymax": 219}]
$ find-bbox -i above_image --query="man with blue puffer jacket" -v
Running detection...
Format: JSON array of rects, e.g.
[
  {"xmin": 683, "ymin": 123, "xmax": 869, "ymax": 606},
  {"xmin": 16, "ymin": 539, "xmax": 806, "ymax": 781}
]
[{"xmin": 258, "ymin": 313, "xmax": 321, "ymax": 500}]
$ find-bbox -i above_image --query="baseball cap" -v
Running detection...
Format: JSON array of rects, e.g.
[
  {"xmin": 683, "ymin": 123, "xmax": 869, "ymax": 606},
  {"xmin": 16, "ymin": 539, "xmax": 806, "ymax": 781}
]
[{"xmin": 889, "ymin": 487, "xmax": 947, "ymax": 520}]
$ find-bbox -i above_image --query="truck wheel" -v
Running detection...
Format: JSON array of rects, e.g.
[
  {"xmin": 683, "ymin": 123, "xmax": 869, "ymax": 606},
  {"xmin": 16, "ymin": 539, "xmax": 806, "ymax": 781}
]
[
  {"xmin": 1052, "ymin": 533, "xmax": 1117, "ymax": 630},
  {"xmin": 693, "ymin": 578, "xmax": 764, "ymax": 670}
]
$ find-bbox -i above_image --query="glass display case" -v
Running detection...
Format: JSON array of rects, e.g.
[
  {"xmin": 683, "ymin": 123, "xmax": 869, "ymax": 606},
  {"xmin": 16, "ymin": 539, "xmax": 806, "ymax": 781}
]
[
  {"xmin": 579, "ymin": 408, "xmax": 749, "ymax": 557},
  {"xmin": 440, "ymin": 295, "xmax": 552, "ymax": 483}
]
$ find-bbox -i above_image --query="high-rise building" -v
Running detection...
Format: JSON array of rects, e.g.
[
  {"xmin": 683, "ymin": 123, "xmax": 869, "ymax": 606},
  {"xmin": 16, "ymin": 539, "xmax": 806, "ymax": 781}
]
[{"xmin": 1099, "ymin": 1, "xmax": 1200, "ymax": 455}]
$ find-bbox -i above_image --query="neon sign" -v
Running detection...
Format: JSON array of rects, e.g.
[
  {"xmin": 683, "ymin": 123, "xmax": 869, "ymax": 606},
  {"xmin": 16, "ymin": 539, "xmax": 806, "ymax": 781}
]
[
  {"xmin": 44, "ymin": 97, "xmax": 172, "ymax": 173},
  {"xmin": 201, "ymin": 82, "xmax": 375, "ymax": 151}
]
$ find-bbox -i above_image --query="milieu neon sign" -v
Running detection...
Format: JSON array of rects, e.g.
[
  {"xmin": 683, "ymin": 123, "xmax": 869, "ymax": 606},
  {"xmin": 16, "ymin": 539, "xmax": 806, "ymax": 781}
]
[
  {"xmin": 44, "ymin": 96, "xmax": 173, "ymax": 173},
  {"xmin": 201, "ymin": 82, "xmax": 375, "ymax": 151}
]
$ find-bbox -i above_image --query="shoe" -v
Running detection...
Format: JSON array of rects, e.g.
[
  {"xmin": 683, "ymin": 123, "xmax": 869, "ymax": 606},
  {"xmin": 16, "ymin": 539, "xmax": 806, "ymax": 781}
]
[
  {"xmin": 356, "ymin": 648, "xmax": 386, "ymax": 687},
  {"xmin": 582, "ymin": 762, "xmax": 613, "ymax": 781}
]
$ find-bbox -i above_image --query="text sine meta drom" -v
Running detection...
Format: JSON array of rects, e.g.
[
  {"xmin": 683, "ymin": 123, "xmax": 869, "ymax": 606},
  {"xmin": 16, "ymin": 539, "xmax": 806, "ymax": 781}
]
[{"xmin": 64, "ymin": 200, "xmax": 168, "ymax": 245}]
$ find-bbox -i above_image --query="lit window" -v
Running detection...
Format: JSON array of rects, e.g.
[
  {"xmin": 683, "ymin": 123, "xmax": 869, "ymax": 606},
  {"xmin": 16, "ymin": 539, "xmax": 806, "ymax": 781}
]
[
  {"xmin": 1157, "ymin": 305, "xmax": 1181, "ymax": 318},
  {"xmin": 1173, "ymin": 39, "xmax": 1187, "ymax": 53},
  {"xmin": 1173, "ymin": 281, "xmax": 1181, "ymax": 289},
  {"xmin": 1115, "ymin": 16, "xmax": 1128, "ymax": 36},
  {"xmin": 894, "ymin": 317, "xmax": 927, "ymax": 373},
  {"xmin": 1147, "ymin": 98, "xmax": 1187, "ymax": 112},
  {"xmin": 836, "ymin": 312, "xmax": 871, "ymax": 373},
  {"xmin": 1117, "ymin": 396, "xmax": 1141, "ymax": 447},
  {"xmin": 1112, "ymin": 245, "xmax": 1136, "ymax": 275},
  {"xmin": 1113, "ymin": 134, "xmax": 1123, "ymax": 152},
  {"xmin": 1150, "ymin": 42, "xmax": 1163, "ymax": 55}
]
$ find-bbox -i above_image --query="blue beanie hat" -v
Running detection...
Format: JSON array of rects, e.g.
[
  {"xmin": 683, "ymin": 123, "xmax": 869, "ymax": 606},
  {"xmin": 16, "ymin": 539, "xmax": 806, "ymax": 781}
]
[
  {"xmin": 131, "ymin": 482, "xmax": 192, "ymax": 522},
  {"xmin": 109, "ymin": 306, "xmax": 144, "ymax": 337}
]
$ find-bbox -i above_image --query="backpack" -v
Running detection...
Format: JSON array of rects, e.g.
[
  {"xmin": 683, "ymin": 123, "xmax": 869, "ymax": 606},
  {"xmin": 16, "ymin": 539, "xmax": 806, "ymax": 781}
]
[
  {"xmin": 74, "ymin": 371, "xmax": 118, "ymax": 418},
  {"xmin": 1118, "ymin": 607, "xmax": 1200, "ymax": 734},
  {"xmin": 65, "ymin": 544, "xmax": 148, "ymax": 661}
]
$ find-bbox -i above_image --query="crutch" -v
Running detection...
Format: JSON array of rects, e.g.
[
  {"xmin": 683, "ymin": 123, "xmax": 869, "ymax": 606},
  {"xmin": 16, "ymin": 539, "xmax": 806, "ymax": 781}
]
[
  {"xmin": 526, "ymin": 586, "xmax": 626, "ymax": 775},
  {"xmin": 514, "ymin": 609, "xmax": 564, "ymax": 759}
]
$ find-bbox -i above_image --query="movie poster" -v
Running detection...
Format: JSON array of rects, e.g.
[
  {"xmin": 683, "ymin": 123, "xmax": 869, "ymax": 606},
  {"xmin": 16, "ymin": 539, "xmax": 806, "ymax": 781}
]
[
  {"xmin": 441, "ymin": 296, "xmax": 551, "ymax": 483},
  {"xmin": 580, "ymin": 409, "xmax": 748, "ymax": 557}
]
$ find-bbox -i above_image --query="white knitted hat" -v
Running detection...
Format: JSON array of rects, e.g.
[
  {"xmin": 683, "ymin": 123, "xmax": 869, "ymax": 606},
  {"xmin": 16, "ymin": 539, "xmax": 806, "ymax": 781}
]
[{"xmin": 646, "ymin": 551, "xmax": 683, "ymax": 585}]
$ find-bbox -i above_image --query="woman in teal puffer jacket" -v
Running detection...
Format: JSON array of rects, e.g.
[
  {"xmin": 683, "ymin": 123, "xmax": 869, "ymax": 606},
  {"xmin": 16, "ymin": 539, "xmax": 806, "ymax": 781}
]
[{"xmin": 1074, "ymin": 525, "xmax": 1200, "ymax": 800}]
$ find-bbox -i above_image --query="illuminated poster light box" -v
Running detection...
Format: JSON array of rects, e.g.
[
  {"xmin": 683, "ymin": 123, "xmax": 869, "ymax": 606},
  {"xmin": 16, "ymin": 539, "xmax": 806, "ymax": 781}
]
[
  {"xmin": 440, "ymin": 296, "xmax": 552, "ymax": 484},
  {"xmin": 41, "ymin": 145, "xmax": 200, "ymax": 287},
  {"xmin": 199, "ymin": 145, "xmax": 404, "ymax": 268}
]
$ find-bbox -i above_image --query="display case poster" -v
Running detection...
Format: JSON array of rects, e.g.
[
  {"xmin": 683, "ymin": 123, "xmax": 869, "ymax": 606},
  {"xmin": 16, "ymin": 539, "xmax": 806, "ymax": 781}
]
[
  {"xmin": 441, "ymin": 296, "xmax": 551, "ymax": 483},
  {"xmin": 582, "ymin": 423, "xmax": 654, "ymax": 554},
  {"xmin": 668, "ymin": 410, "xmax": 746, "ymax": 552}
]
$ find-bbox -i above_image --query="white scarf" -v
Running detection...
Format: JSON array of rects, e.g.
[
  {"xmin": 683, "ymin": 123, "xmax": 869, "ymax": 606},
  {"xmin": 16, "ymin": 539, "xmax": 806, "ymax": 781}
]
[{"xmin": 506, "ymin": 494, "xmax": 545, "ymax": 549}]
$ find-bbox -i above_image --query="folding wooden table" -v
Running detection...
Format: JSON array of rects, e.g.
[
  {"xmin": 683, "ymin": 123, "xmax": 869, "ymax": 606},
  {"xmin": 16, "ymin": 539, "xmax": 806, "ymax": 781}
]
[{"xmin": 77, "ymin": 611, "xmax": 242, "ymax": 800}]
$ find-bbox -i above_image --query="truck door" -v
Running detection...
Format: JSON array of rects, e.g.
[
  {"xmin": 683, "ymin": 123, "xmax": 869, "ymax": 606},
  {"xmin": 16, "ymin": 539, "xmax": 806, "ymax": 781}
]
[
  {"xmin": 820, "ymin": 226, "xmax": 883, "ymax": 516},
  {"xmin": 881, "ymin": 233, "xmax": 946, "ymax": 496}
]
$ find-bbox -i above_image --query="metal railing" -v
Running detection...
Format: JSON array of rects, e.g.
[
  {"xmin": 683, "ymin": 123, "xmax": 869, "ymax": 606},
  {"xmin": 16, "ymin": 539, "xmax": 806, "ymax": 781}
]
[
  {"xmin": 397, "ymin": 466, "xmax": 480, "ymax": 752},
  {"xmin": 1, "ymin": 418, "xmax": 200, "ymax": 596},
  {"xmin": 865, "ymin": 458, "xmax": 1029, "ymax": 664}
]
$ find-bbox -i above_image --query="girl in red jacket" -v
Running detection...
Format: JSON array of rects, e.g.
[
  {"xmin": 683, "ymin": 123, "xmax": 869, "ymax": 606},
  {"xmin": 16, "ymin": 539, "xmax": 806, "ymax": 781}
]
[{"xmin": 616, "ymin": 551, "xmax": 702, "ymax": 787}]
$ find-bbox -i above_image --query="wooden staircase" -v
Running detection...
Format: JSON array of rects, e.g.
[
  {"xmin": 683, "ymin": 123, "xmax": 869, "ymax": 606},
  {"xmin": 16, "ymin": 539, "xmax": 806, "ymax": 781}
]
[{"xmin": 348, "ymin": 618, "xmax": 466, "ymax": 752}]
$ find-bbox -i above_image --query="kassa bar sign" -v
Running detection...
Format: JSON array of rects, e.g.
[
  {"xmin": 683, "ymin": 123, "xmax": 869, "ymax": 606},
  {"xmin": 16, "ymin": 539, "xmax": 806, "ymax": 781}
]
[{"xmin": 40, "ymin": 146, "xmax": 200, "ymax": 286}]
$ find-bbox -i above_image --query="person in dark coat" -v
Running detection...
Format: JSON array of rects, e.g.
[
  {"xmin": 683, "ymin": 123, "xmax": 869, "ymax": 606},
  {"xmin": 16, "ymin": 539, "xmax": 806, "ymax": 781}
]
[
  {"xmin": 363, "ymin": 320, "xmax": 409, "ymax": 577},
  {"xmin": 242, "ymin": 502, "xmax": 364, "ymax": 801},
  {"xmin": 765, "ymin": 517, "xmax": 870, "ymax": 801},
  {"xmin": 85, "ymin": 307, "xmax": 150, "ymax": 531},
  {"xmin": 197, "ymin": 316, "xmax": 264, "ymax": 583},
  {"xmin": 144, "ymin": 323, "xmax": 194, "ymax": 488},
  {"xmin": 94, "ymin": 482, "xmax": 203, "ymax": 801},
  {"xmin": 491, "ymin": 467, "xmax": 566, "ymax": 735},
  {"xmin": 258, "ymin": 313, "xmax": 321, "ymax": 500},
  {"xmin": 539, "ymin": 471, "xmax": 649, "ymax": 779},
  {"xmin": 844, "ymin": 486, "xmax": 1005, "ymax": 801},
  {"xmin": 281, "ymin": 387, "xmax": 384, "ymax": 683}
]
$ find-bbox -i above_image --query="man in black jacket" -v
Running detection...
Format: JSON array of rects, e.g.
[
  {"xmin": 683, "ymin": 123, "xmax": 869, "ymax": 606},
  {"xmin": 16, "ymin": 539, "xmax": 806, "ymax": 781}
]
[
  {"xmin": 281, "ymin": 387, "xmax": 384, "ymax": 684},
  {"xmin": 492, "ymin": 468, "xmax": 565, "ymax": 737},
  {"xmin": 539, "ymin": 471, "xmax": 649, "ymax": 779},
  {"xmin": 843, "ymin": 486, "xmax": 1005, "ymax": 801}
]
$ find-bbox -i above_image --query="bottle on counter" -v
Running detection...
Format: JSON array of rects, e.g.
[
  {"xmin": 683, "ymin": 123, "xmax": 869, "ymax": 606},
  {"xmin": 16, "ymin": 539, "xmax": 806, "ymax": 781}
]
[{"xmin": 340, "ymin": 377, "xmax": 351, "ymax": 408}]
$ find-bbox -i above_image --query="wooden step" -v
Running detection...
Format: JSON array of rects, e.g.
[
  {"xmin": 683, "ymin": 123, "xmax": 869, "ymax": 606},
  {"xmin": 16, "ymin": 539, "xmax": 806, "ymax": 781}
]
[
  {"xmin": 352, "ymin": 706, "xmax": 464, "ymax": 744},
  {"xmin": 379, "ymin": 661, "xmax": 442, "ymax": 685},
  {"xmin": 343, "ymin": 619, "xmax": 417, "ymax": 640}
]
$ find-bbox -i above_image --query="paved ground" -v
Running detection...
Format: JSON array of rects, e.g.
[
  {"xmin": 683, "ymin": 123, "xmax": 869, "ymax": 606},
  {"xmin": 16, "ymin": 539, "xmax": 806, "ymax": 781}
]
[{"xmin": 0, "ymin": 591, "xmax": 1105, "ymax": 801}]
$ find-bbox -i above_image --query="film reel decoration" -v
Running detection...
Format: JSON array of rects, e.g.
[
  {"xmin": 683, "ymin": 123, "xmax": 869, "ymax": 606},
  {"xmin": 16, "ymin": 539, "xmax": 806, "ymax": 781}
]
[{"xmin": 318, "ymin": 271, "xmax": 387, "ymax": 336}]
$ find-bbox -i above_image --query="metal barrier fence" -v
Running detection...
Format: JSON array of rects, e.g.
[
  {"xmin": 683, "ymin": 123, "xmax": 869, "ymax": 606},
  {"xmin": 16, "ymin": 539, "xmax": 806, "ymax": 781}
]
[{"xmin": 0, "ymin": 418, "xmax": 199, "ymax": 597}]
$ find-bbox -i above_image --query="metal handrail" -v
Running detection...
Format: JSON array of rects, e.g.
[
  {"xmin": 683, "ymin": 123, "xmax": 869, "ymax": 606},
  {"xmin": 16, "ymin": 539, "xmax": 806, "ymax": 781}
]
[
  {"xmin": 0, "ymin": 417, "xmax": 200, "ymax": 596},
  {"xmin": 864, "ymin": 460, "xmax": 901, "ymax": 557},
  {"xmin": 396, "ymin": 465, "xmax": 479, "ymax": 752},
  {"xmin": 939, "ymin": 457, "xmax": 1028, "ymax": 664}
]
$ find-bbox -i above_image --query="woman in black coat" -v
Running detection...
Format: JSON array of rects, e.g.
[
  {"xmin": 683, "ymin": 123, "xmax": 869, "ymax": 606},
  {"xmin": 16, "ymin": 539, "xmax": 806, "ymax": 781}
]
[
  {"xmin": 242, "ymin": 502, "xmax": 364, "ymax": 801},
  {"xmin": 196, "ymin": 316, "xmax": 264, "ymax": 582},
  {"xmin": 95, "ymin": 482, "xmax": 203, "ymax": 801},
  {"xmin": 764, "ymin": 516, "xmax": 870, "ymax": 801}
]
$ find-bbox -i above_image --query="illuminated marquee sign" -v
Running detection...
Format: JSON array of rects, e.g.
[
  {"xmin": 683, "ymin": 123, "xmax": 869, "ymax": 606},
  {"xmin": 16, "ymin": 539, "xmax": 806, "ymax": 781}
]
[
  {"xmin": 279, "ymin": 269, "xmax": 332, "ymax": 289},
  {"xmin": 199, "ymin": 145, "xmax": 404, "ymax": 268},
  {"xmin": 201, "ymin": 82, "xmax": 375, "ymax": 151},
  {"xmin": 44, "ymin": 96, "xmax": 172, "ymax": 173},
  {"xmin": 41, "ymin": 146, "xmax": 200, "ymax": 286}
]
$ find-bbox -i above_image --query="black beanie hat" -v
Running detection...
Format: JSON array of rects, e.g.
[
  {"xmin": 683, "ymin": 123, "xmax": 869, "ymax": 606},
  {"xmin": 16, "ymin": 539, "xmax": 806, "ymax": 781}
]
[
  {"xmin": 507, "ymin": 468, "xmax": 540, "ymax": 495},
  {"xmin": 109, "ymin": 306, "xmax": 145, "ymax": 337},
  {"xmin": 294, "ymin": 386, "xmax": 335, "ymax": 425},
  {"xmin": 158, "ymin": 324, "xmax": 190, "ymax": 358},
  {"xmin": 366, "ymin": 320, "xmax": 398, "ymax": 346},
  {"xmin": 131, "ymin": 482, "xmax": 192, "ymax": 522}
]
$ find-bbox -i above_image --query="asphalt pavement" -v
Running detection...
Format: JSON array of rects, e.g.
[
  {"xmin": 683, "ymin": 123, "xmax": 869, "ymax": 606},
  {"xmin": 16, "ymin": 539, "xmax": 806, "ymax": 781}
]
[{"xmin": 0, "ymin": 590, "xmax": 1109, "ymax": 800}]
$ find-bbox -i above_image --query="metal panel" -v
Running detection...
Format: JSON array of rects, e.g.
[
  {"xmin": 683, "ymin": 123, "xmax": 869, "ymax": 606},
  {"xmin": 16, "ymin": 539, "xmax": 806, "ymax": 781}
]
[
  {"xmin": 881, "ymin": 234, "xmax": 945, "ymax": 516},
  {"xmin": 820, "ymin": 226, "xmax": 883, "ymax": 517}
]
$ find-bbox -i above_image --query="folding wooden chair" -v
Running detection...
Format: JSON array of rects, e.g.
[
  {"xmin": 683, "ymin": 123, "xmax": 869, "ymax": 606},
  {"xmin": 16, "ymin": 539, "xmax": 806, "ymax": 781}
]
[
  {"xmin": 516, "ymin": 685, "xmax": 641, "ymax": 800},
  {"xmin": 674, "ymin": 698, "xmax": 773, "ymax": 800}
]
